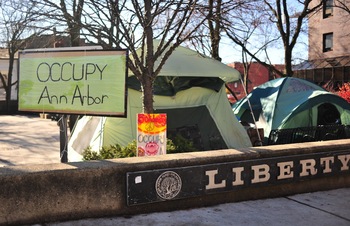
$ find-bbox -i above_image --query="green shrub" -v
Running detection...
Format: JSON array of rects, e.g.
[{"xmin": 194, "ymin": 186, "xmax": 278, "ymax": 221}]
[
  {"xmin": 82, "ymin": 135, "xmax": 197, "ymax": 160},
  {"xmin": 82, "ymin": 147, "xmax": 101, "ymax": 160},
  {"xmin": 121, "ymin": 140, "xmax": 137, "ymax": 158},
  {"xmin": 166, "ymin": 139, "xmax": 176, "ymax": 153},
  {"xmin": 99, "ymin": 144, "xmax": 123, "ymax": 159},
  {"xmin": 167, "ymin": 134, "xmax": 197, "ymax": 153}
]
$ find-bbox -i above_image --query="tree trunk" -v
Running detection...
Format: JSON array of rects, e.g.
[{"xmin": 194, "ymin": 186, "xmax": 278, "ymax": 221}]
[
  {"xmin": 208, "ymin": 0, "xmax": 222, "ymax": 61},
  {"xmin": 70, "ymin": 25, "xmax": 81, "ymax": 46},
  {"xmin": 141, "ymin": 76, "xmax": 154, "ymax": 114},
  {"xmin": 142, "ymin": 0, "xmax": 155, "ymax": 114},
  {"xmin": 0, "ymin": 72, "xmax": 8, "ymax": 111},
  {"xmin": 284, "ymin": 47, "xmax": 293, "ymax": 76},
  {"xmin": 5, "ymin": 48, "xmax": 15, "ymax": 112}
]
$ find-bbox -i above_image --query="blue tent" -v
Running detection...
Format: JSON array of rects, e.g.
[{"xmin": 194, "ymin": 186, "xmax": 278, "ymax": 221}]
[{"xmin": 233, "ymin": 77, "xmax": 350, "ymax": 141}]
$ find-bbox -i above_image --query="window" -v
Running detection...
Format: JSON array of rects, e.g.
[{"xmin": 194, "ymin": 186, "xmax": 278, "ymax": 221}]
[
  {"xmin": 323, "ymin": 33, "xmax": 333, "ymax": 52},
  {"xmin": 323, "ymin": 0, "xmax": 333, "ymax": 18}
]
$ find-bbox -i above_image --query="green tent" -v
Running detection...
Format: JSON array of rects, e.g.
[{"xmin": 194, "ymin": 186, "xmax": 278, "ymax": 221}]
[
  {"xmin": 68, "ymin": 44, "xmax": 252, "ymax": 161},
  {"xmin": 129, "ymin": 40, "xmax": 241, "ymax": 82},
  {"xmin": 232, "ymin": 77, "xmax": 350, "ymax": 141}
]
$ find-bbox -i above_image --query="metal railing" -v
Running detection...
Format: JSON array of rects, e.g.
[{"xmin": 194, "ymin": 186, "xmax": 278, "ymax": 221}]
[{"xmin": 268, "ymin": 124, "xmax": 350, "ymax": 145}]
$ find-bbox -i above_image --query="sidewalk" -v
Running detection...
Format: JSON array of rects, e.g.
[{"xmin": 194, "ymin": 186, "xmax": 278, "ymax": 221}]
[
  {"xmin": 0, "ymin": 114, "xmax": 61, "ymax": 167},
  {"xmin": 46, "ymin": 188, "xmax": 350, "ymax": 226},
  {"xmin": 0, "ymin": 115, "xmax": 349, "ymax": 226}
]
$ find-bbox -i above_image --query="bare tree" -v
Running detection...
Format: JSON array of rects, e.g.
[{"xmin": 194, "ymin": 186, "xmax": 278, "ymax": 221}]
[
  {"xmin": 81, "ymin": 0, "xmax": 205, "ymax": 113},
  {"xmin": 32, "ymin": 0, "xmax": 85, "ymax": 47},
  {"xmin": 334, "ymin": 0, "xmax": 350, "ymax": 32},
  {"xmin": 334, "ymin": 0, "xmax": 350, "ymax": 14},
  {"xmin": 0, "ymin": 0, "xmax": 44, "ymax": 111},
  {"xmin": 32, "ymin": 0, "xmax": 206, "ymax": 113},
  {"xmin": 187, "ymin": 1, "xmax": 244, "ymax": 61},
  {"xmin": 186, "ymin": 1, "xmax": 270, "ymax": 96},
  {"xmin": 222, "ymin": 0, "xmax": 323, "ymax": 77},
  {"xmin": 221, "ymin": 1, "xmax": 277, "ymax": 91}
]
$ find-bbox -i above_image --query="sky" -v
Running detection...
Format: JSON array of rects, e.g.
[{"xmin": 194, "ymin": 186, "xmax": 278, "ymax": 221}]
[
  {"xmin": 0, "ymin": 0, "xmax": 310, "ymax": 66},
  {"xmin": 218, "ymin": 35, "xmax": 309, "ymax": 65},
  {"xmin": 217, "ymin": 1, "xmax": 310, "ymax": 65}
]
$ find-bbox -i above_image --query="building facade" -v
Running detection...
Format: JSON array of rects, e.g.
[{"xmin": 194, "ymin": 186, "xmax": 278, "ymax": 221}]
[
  {"xmin": 226, "ymin": 62, "xmax": 284, "ymax": 103},
  {"xmin": 294, "ymin": 0, "xmax": 350, "ymax": 88},
  {"xmin": 308, "ymin": 0, "xmax": 350, "ymax": 60}
]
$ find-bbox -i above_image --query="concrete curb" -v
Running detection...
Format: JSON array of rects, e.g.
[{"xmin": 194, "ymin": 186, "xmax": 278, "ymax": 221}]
[{"xmin": 0, "ymin": 139, "xmax": 350, "ymax": 225}]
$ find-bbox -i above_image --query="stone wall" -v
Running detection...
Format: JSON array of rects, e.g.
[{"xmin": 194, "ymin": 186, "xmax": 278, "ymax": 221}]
[{"xmin": 0, "ymin": 140, "xmax": 349, "ymax": 225}]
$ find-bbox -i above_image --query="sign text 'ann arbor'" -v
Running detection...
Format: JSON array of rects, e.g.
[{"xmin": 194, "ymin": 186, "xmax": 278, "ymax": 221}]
[{"xmin": 36, "ymin": 62, "xmax": 109, "ymax": 106}]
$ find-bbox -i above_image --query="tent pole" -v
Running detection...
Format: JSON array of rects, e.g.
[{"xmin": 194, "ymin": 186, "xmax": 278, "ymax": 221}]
[
  {"xmin": 225, "ymin": 84, "xmax": 238, "ymax": 101},
  {"xmin": 239, "ymin": 77, "xmax": 263, "ymax": 146},
  {"xmin": 59, "ymin": 115, "xmax": 68, "ymax": 163}
]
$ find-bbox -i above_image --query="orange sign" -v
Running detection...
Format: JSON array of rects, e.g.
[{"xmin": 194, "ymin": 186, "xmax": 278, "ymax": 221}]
[{"xmin": 137, "ymin": 114, "xmax": 167, "ymax": 156}]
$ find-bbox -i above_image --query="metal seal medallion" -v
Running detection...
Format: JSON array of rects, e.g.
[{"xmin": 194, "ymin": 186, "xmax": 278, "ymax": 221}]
[{"xmin": 155, "ymin": 171, "xmax": 182, "ymax": 200}]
